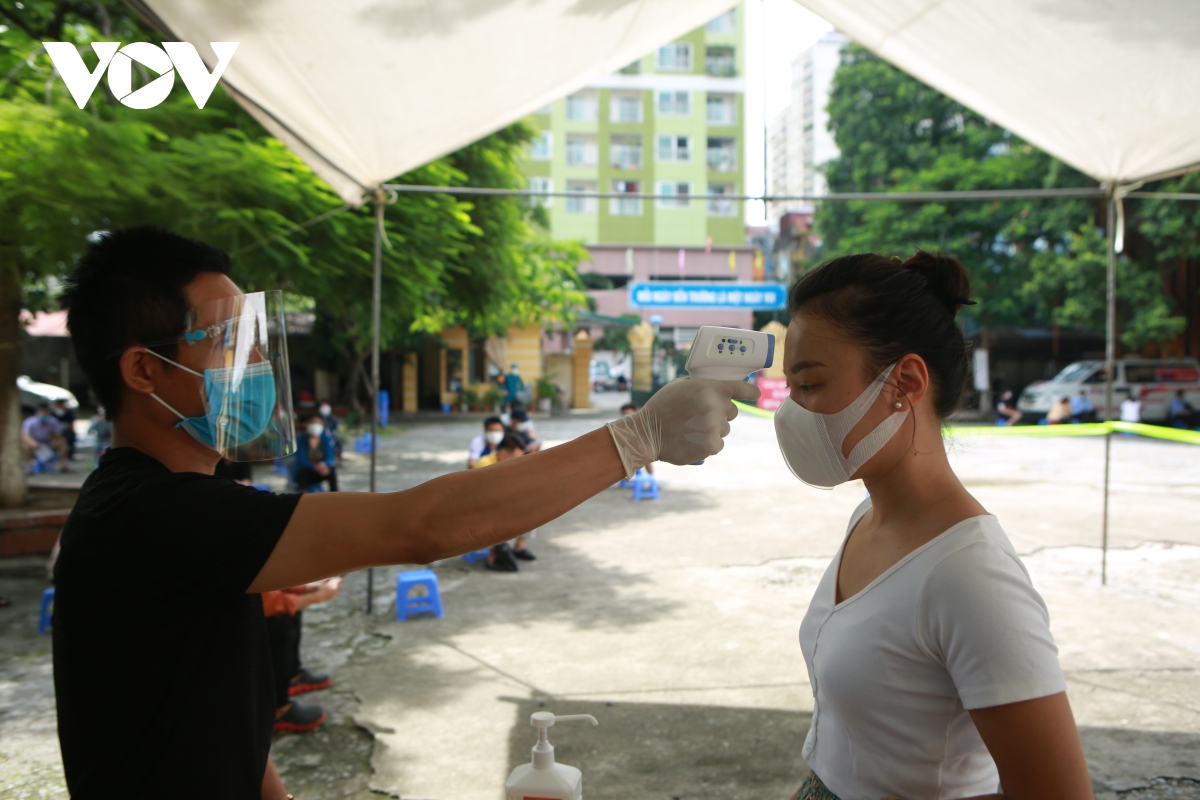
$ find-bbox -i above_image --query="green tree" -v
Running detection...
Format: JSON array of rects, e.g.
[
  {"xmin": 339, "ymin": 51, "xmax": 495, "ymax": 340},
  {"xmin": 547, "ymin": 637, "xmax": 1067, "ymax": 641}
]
[
  {"xmin": 0, "ymin": 0, "xmax": 585, "ymax": 505},
  {"xmin": 817, "ymin": 44, "xmax": 1183, "ymax": 352}
]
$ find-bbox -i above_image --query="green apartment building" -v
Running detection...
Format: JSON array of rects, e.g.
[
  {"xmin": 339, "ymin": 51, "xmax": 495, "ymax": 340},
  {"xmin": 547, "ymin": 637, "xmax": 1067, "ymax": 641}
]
[{"xmin": 520, "ymin": 5, "xmax": 747, "ymax": 249}]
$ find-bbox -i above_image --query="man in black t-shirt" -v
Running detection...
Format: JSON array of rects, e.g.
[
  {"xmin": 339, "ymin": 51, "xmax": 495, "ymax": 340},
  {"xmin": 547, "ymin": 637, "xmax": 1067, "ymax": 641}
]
[{"xmin": 53, "ymin": 226, "xmax": 756, "ymax": 799}]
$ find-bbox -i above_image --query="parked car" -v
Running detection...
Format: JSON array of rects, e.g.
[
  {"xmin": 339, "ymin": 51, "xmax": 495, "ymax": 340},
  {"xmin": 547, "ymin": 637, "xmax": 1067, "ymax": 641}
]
[
  {"xmin": 17, "ymin": 375, "xmax": 79, "ymax": 413},
  {"xmin": 589, "ymin": 360, "xmax": 628, "ymax": 392},
  {"xmin": 1018, "ymin": 359, "xmax": 1200, "ymax": 422}
]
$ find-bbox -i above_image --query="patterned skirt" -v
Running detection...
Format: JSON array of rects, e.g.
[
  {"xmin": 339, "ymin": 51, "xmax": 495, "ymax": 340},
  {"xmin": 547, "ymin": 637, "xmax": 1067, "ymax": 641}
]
[{"xmin": 797, "ymin": 772, "xmax": 842, "ymax": 800}]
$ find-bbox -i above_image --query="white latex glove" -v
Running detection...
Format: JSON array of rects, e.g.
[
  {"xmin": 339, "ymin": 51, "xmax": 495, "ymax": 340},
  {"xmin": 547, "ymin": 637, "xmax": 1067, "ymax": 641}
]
[{"xmin": 605, "ymin": 378, "xmax": 761, "ymax": 478}]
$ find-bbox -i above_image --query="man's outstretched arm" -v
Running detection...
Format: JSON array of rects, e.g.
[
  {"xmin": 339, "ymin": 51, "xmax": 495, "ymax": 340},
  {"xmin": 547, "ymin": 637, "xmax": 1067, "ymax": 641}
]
[{"xmin": 249, "ymin": 378, "xmax": 757, "ymax": 593}]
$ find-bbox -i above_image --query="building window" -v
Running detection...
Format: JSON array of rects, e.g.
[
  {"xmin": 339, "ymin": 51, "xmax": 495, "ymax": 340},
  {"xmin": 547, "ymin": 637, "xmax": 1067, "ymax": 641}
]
[
  {"xmin": 706, "ymin": 137, "xmax": 737, "ymax": 172},
  {"xmin": 706, "ymin": 10, "xmax": 737, "ymax": 33},
  {"xmin": 706, "ymin": 94, "xmax": 737, "ymax": 125},
  {"xmin": 566, "ymin": 180, "xmax": 597, "ymax": 214},
  {"xmin": 528, "ymin": 176, "xmax": 553, "ymax": 208},
  {"xmin": 656, "ymin": 135, "xmax": 691, "ymax": 162},
  {"xmin": 529, "ymin": 132, "xmax": 552, "ymax": 160},
  {"xmin": 446, "ymin": 349, "xmax": 464, "ymax": 393},
  {"xmin": 565, "ymin": 91, "xmax": 597, "ymax": 121},
  {"xmin": 610, "ymin": 92, "xmax": 643, "ymax": 123},
  {"xmin": 610, "ymin": 180, "xmax": 642, "ymax": 216},
  {"xmin": 705, "ymin": 46, "xmax": 736, "ymax": 77},
  {"xmin": 656, "ymin": 42, "xmax": 693, "ymax": 72},
  {"xmin": 565, "ymin": 134, "xmax": 598, "ymax": 166},
  {"xmin": 656, "ymin": 181, "xmax": 691, "ymax": 208},
  {"xmin": 610, "ymin": 134, "xmax": 642, "ymax": 170},
  {"xmin": 468, "ymin": 342, "xmax": 497, "ymax": 384},
  {"xmin": 656, "ymin": 90, "xmax": 690, "ymax": 116},
  {"xmin": 707, "ymin": 183, "xmax": 737, "ymax": 216}
]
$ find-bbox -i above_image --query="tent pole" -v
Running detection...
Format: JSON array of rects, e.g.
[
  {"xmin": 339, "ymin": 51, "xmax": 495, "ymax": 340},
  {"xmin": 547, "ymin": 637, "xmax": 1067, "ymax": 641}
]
[
  {"xmin": 1101, "ymin": 189, "xmax": 1117, "ymax": 587},
  {"xmin": 366, "ymin": 192, "xmax": 384, "ymax": 613}
]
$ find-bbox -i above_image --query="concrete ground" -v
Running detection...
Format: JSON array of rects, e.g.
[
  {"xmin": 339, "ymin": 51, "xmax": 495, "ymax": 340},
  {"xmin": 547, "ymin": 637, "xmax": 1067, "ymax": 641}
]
[{"xmin": 2, "ymin": 391, "xmax": 1199, "ymax": 799}]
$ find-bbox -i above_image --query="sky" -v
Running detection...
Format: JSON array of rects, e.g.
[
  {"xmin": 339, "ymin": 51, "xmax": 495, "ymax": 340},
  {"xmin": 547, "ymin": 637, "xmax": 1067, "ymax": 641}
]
[{"xmin": 740, "ymin": 0, "xmax": 834, "ymax": 226}]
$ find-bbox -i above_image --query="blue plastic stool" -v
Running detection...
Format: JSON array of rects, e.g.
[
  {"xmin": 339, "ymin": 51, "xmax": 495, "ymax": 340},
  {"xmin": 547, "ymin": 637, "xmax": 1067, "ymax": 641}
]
[
  {"xmin": 631, "ymin": 472, "xmax": 660, "ymax": 502},
  {"xmin": 355, "ymin": 433, "xmax": 375, "ymax": 454},
  {"xmin": 993, "ymin": 418, "xmax": 1007, "ymax": 427},
  {"xmin": 38, "ymin": 587, "xmax": 55, "ymax": 635},
  {"xmin": 395, "ymin": 570, "xmax": 444, "ymax": 621},
  {"xmin": 273, "ymin": 458, "xmax": 290, "ymax": 476},
  {"xmin": 462, "ymin": 549, "xmax": 490, "ymax": 565},
  {"xmin": 618, "ymin": 468, "xmax": 643, "ymax": 489},
  {"xmin": 31, "ymin": 447, "xmax": 58, "ymax": 475}
]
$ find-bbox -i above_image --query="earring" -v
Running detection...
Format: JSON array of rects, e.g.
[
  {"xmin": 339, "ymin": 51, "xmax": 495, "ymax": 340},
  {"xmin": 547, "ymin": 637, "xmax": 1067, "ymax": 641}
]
[{"xmin": 894, "ymin": 402, "xmax": 903, "ymax": 409}]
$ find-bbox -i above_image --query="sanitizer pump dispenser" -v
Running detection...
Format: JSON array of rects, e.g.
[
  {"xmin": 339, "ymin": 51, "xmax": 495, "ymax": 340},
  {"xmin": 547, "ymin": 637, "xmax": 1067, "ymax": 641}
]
[{"xmin": 505, "ymin": 712, "xmax": 599, "ymax": 800}]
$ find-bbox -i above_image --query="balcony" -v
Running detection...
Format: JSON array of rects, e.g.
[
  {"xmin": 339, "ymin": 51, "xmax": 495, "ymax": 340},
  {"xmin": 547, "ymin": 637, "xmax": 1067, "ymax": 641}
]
[{"xmin": 707, "ymin": 150, "xmax": 737, "ymax": 173}]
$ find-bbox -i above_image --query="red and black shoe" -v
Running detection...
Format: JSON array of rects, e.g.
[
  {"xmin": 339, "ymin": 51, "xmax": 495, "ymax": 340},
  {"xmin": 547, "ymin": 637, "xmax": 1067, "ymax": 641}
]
[
  {"xmin": 288, "ymin": 667, "xmax": 332, "ymax": 697},
  {"xmin": 273, "ymin": 700, "xmax": 326, "ymax": 734}
]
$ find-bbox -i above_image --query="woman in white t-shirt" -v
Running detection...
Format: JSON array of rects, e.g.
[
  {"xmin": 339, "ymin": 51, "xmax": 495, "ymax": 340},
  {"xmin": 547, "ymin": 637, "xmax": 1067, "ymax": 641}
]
[{"xmin": 774, "ymin": 251, "xmax": 1092, "ymax": 800}]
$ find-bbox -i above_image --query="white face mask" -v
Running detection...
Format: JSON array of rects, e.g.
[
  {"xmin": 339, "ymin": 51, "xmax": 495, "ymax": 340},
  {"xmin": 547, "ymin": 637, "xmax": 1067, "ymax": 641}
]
[
  {"xmin": 485, "ymin": 430, "xmax": 504, "ymax": 445},
  {"xmin": 318, "ymin": 404, "xmax": 331, "ymax": 417},
  {"xmin": 773, "ymin": 363, "xmax": 908, "ymax": 489},
  {"xmin": 307, "ymin": 423, "xmax": 324, "ymax": 437}
]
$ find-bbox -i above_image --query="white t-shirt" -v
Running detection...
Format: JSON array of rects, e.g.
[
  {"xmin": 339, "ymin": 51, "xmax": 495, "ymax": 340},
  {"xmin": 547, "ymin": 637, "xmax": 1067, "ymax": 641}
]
[
  {"xmin": 1120, "ymin": 398, "xmax": 1142, "ymax": 422},
  {"xmin": 467, "ymin": 434, "xmax": 490, "ymax": 462},
  {"xmin": 798, "ymin": 500, "xmax": 1065, "ymax": 800}
]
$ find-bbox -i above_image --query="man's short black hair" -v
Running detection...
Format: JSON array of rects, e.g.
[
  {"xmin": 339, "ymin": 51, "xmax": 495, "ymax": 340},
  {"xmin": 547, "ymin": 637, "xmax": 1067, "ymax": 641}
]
[
  {"xmin": 496, "ymin": 434, "xmax": 525, "ymax": 453},
  {"xmin": 36, "ymin": 401, "xmax": 50, "ymax": 411},
  {"xmin": 510, "ymin": 406, "xmax": 529, "ymax": 422},
  {"xmin": 484, "ymin": 416, "xmax": 503, "ymax": 429},
  {"xmin": 620, "ymin": 403, "xmax": 636, "ymax": 413},
  {"xmin": 59, "ymin": 226, "xmax": 232, "ymax": 420}
]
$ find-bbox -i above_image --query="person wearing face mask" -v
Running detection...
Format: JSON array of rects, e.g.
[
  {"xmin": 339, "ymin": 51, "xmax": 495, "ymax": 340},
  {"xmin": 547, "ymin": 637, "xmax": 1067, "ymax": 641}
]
[
  {"xmin": 503, "ymin": 362, "xmax": 526, "ymax": 407},
  {"xmin": 293, "ymin": 416, "xmax": 339, "ymax": 492},
  {"xmin": 508, "ymin": 404, "xmax": 541, "ymax": 452},
  {"xmin": 776, "ymin": 251, "xmax": 1091, "ymax": 800},
  {"xmin": 316, "ymin": 399, "xmax": 343, "ymax": 465},
  {"xmin": 51, "ymin": 226, "xmax": 756, "ymax": 800},
  {"xmin": 21, "ymin": 402, "xmax": 71, "ymax": 473},
  {"xmin": 468, "ymin": 416, "xmax": 506, "ymax": 468}
]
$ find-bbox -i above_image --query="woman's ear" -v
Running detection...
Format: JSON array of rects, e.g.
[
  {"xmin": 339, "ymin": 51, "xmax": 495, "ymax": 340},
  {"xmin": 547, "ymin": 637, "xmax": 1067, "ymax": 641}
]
[{"xmin": 888, "ymin": 354, "xmax": 930, "ymax": 410}]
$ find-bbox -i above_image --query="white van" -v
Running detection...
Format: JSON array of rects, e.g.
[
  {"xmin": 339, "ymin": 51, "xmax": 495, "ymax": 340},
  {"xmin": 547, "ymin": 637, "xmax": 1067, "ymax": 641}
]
[{"xmin": 1017, "ymin": 359, "xmax": 1200, "ymax": 422}]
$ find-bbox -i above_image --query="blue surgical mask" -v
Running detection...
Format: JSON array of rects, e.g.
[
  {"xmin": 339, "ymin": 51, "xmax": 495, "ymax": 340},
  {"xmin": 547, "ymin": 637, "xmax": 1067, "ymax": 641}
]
[{"xmin": 146, "ymin": 351, "xmax": 277, "ymax": 451}]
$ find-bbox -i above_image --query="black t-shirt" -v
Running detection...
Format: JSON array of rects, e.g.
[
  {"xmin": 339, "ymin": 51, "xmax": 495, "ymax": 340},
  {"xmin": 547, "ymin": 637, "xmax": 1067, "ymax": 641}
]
[{"xmin": 53, "ymin": 448, "xmax": 301, "ymax": 799}]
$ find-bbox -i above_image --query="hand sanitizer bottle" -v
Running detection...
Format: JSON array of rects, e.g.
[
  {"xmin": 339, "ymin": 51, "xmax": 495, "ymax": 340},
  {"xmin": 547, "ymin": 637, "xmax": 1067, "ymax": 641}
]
[{"xmin": 505, "ymin": 712, "xmax": 599, "ymax": 800}]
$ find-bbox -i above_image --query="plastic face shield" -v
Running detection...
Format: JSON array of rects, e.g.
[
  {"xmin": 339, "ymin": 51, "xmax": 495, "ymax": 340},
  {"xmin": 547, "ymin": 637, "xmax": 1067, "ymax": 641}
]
[{"xmin": 179, "ymin": 290, "xmax": 296, "ymax": 462}]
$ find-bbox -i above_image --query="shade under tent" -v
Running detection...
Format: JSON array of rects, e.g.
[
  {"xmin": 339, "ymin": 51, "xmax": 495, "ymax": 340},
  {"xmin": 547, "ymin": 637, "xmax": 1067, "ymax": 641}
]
[{"xmin": 128, "ymin": 0, "xmax": 1200, "ymax": 595}]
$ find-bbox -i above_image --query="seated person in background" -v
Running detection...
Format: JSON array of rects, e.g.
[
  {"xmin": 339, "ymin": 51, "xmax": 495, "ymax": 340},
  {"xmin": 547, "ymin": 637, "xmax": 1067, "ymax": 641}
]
[
  {"xmin": 22, "ymin": 402, "xmax": 70, "ymax": 472},
  {"xmin": 994, "ymin": 389, "xmax": 1023, "ymax": 426},
  {"xmin": 620, "ymin": 403, "xmax": 652, "ymax": 474},
  {"xmin": 1120, "ymin": 390, "xmax": 1143, "ymax": 424},
  {"xmin": 52, "ymin": 398, "xmax": 78, "ymax": 460},
  {"xmin": 472, "ymin": 435, "xmax": 536, "ymax": 569},
  {"xmin": 88, "ymin": 407, "xmax": 112, "ymax": 459},
  {"xmin": 467, "ymin": 416, "xmax": 506, "ymax": 468},
  {"xmin": 1069, "ymin": 390, "xmax": 1096, "ymax": 423},
  {"xmin": 1045, "ymin": 396, "xmax": 1072, "ymax": 424},
  {"xmin": 317, "ymin": 400, "xmax": 343, "ymax": 465},
  {"xmin": 293, "ymin": 416, "xmax": 338, "ymax": 492},
  {"xmin": 263, "ymin": 577, "xmax": 342, "ymax": 733},
  {"xmin": 1170, "ymin": 390, "xmax": 1195, "ymax": 428},
  {"xmin": 508, "ymin": 405, "xmax": 541, "ymax": 452}
]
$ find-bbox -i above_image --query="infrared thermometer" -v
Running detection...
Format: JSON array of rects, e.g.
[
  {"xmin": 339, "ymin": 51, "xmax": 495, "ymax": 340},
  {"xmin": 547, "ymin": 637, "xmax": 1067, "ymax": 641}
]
[
  {"xmin": 685, "ymin": 326, "xmax": 776, "ymax": 382},
  {"xmin": 684, "ymin": 326, "xmax": 776, "ymax": 464}
]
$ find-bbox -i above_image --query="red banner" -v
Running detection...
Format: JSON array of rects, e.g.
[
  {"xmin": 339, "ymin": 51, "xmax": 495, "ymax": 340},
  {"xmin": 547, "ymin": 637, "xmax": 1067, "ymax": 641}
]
[{"xmin": 757, "ymin": 377, "xmax": 789, "ymax": 411}]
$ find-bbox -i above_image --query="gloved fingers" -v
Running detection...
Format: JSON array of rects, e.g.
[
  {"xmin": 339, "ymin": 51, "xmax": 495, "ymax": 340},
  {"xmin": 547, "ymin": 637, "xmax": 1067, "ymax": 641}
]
[
  {"xmin": 730, "ymin": 381, "xmax": 762, "ymax": 403},
  {"xmin": 725, "ymin": 399, "xmax": 739, "ymax": 422}
]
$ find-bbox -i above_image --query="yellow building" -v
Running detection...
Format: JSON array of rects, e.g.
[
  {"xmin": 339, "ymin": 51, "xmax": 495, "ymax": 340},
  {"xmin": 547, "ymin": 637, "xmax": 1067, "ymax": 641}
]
[{"xmin": 401, "ymin": 325, "xmax": 545, "ymax": 413}]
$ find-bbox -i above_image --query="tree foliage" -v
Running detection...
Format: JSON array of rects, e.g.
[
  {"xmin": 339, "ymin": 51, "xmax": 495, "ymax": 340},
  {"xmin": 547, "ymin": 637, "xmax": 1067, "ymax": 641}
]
[
  {"xmin": 0, "ymin": 0, "xmax": 585, "ymax": 504},
  {"xmin": 817, "ymin": 44, "xmax": 1186, "ymax": 350}
]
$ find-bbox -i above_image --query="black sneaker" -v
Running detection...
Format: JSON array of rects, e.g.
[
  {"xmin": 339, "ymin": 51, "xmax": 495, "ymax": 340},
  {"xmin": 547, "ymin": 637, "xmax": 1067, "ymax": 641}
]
[
  {"xmin": 289, "ymin": 667, "xmax": 332, "ymax": 696},
  {"xmin": 513, "ymin": 548, "xmax": 536, "ymax": 561},
  {"xmin": 485, "ymin": 544, "xmax": 519, "ymax": 572},
  {"xmin": 274, "ymin": 701, "xmax": 326, "ymax": 733}
]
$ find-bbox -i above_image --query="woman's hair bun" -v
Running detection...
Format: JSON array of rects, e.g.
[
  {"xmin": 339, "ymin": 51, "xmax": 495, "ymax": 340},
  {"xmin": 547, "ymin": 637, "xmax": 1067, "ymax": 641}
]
[{"xmin": 899, "ymin": 249, "xmax": 973, "ymax": 316}]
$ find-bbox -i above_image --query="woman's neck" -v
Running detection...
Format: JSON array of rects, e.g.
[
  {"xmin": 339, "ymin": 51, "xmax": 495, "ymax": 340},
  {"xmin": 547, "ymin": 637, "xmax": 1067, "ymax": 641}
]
[{"xmin": 861, "ymin": 429, "xmax": 979, "ymax": 529}]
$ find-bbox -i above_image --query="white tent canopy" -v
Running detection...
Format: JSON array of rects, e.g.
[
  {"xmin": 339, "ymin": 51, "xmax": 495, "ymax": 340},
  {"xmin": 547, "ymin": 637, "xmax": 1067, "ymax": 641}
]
[
  {"xmin": 130, "ymin": 0, "xmax": 741, "ymax": 205},
  {"xmin": 796, "ymin": 0, "xmax": 1200, "ymax": 185}
]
